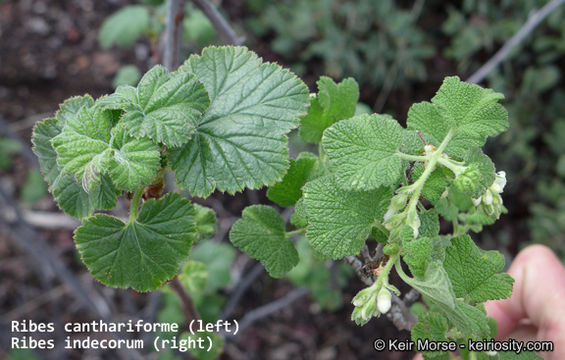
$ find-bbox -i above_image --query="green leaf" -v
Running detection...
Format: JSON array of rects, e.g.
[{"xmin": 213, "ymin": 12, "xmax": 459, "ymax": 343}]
[
  {"xmin": 230, "ymin": 205, "xmax": 299, "ymax": 277},
  {"xmin": 190, "ymin": 240, "xmax": 235, "ymax": 291},
  {"xmin": 398, "ymin": 261, "xmax": 456, "ymax": 311},
  {"xmin": 101, "ymin": 66, "xmax": 210, "ymax": 147},
  {"xmin": 303, "ymin": 175, "xmax": 392, "ymax": 259},
  {"xmin": 267, "ymin": 152, "xmax": 319, "ymax": 207},
  {"xmin": 419, "ymin": 209, "xmax": 440, "ymax": 238},
  {"xmin": 99, "ymin": 5, "xmax": 149, "ymax": 49},
  {"xmin": 55, "ymin": 95, "xmax": 95, "ymax": 127},
  {"xmin": 32, "ymin": 118, "xmax": 63, "ymax": 186},
  {"xmin": 52, "ymin": 106, "xmax": 114, "ymax": 191},
  {"xmin": 74, "ymin": 193, "xmax": 196, "ymax": 292},
  {"xmin": 413, "ymin": 165, "xmax": 453, "ymax": 203},
  {"xmin": 192, "ymin": 293, "xmax": 225, "ymax": 323},
  {"xmin": 113, "ymin": 65, "xmax": 141, "ymax": 89},
  {"xmin": 290, "ymin": 197, "xmax": 309, "ymax": 228},
  {"xmin": 403, "ymin": 237, "xmax": 433, "ymax": 278},
  {"xmin": 444, "ymin": 235, "xmax": 514, "ymax": 303},
  {"xmin": 193, "ymin": 204, "xmax": 216, "ymax": 241},
  {"xmin": 323, "ymin": 114, "xmax": 416, "ymax": 190},
  {"xmin": 407, "ymin": 76, "xmax": 508, "ymax": 158},
  {"xmin": 170, "ymin": 46, "xmax": 309, "ymax": 197},
  {"xmin": 299, "ymin": 76, "xmax": 359, "ymax": 143},
  {"xmin": 400, "ymin": 261, "xmax": 491, "ymax": 338},
  {"xmin": 443, "ymin": 300, "xmax": 490, "ymax": 339},
  {"xmin": 411, "ymin": 312, "xmax": 449, "ymax": 359},
  {"xmin": 462, "ymin": 148, "xmax": 495, "ymax": 197},
  {"xmin": 32, "ymin": 118, "xmax": 120, "ymax": 219},
  {"xmin": 107, "ymin": 125, "xmax": 161, "ymax": 191},
  {"xmin": 179, "ymin": 261, "xmax": 208, "ymax": 293}
]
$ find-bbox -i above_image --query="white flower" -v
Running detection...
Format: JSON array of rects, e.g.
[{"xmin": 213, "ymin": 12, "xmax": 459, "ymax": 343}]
[
  {"xmin": 377, "ymin": 288, "xmax": 392, "ymax": 314},
  {"xmin": 491, "ymin": 171, "xmax": 506, "ymax": 194}
]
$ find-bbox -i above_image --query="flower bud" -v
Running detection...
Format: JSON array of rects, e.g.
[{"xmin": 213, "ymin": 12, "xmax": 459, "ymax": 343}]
[
  {"xmin": 377, "ymin": 288, "xmax": 392, "ymax": 314},
  {"xmin": 352, "ymin": 287, "xmax": 372, "ymax": 307},
  {"xmin": 483, "ymin": 190, "xmax": 493, "ymax": 206}
]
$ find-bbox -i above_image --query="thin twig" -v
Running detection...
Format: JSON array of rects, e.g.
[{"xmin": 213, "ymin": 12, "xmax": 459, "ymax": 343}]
[
  {"xmin": 191, "ymin": 0, "xmax": 244, "ymax": 45},
  {"xmin": 224, "ymin": 288, "xmax": 309, "ymax": 339},
  {"xmin": 345, "ymin": 254, "xmax": 419, "ymax": 330},
  {"xmin": 466, "ymin": 0, "xmax": 565, "ymax": 84},
  {"xmin": 1, "ymin": 209, "xmax": 80, "ymax": 230},
  {"xmin": 168, "ymin": 277, "xmax": 200, "ymax": 324},
  {"xmin": 221, "ymin": 263, "xmax": 265, "ymax": 320},
  {"xmin": 387, "ymin": 293, "xmax": 418, "ymax": 331},
  {"xmin": 345, "ymin": 256, "xmax": 373, "ymax": 286},
  {"xmin": 163, "ymin": 0, "xmax": 186, "ymax": 71}
]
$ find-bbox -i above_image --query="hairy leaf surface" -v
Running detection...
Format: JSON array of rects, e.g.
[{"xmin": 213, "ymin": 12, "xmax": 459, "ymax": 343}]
[
  {"xmin": 32, "ymin": 117, "xmax": 119, "ymax": 219},
  {"xmin": 407, "ymin": 76, "xmax": 508, "ymax": 157},
  {"xmin": 444, "ymin": 235, "xmax": 514, "ymax": 302},
  {"xmin": 170, "ymin": 46, "xmax": 309, "ymax": 197},
  {"xmin": 303, "ymin": 175, "xmax": 392, "ymax": 258},
  {"xmin": 323, "ymin": 114, "xmax": 416, "ymax": 190},
  {"xmin": 299, "ymin": 76, "xmax": 359, "ymax": 143},
  {"xmin": 75, "ymin": 193, "xmax": 195, "ymax": 292},
  {"xmin": 230, "ymin": 205, "xmax": 298, "ymax": 277},
  {"xmin": 100, "ymin": 66, "xmax": 210, "ymax": 146}
]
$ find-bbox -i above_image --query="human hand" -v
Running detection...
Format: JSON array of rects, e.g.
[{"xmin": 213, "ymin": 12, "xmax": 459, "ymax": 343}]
[{"xmin": 485, "ymin": 245, "xmax": 565, "ymax": 359}]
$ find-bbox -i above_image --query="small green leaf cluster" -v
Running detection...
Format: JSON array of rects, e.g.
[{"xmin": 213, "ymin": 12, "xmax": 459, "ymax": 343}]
[
  {"xmin": 230, "ymin": 74, "xmax": 518, "ymax": 358},
  {"xmin": 32, "ymin": 46, "xmax": 309, "ymax": 292}
]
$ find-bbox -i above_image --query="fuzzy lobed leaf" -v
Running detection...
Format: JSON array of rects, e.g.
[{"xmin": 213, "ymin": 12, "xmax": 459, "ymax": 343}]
[
  {"xmin": 107, "ymin": 125, "xmax": 161, "ymax": 191},
  {"xmin": 32, "ymin": 110, "xmax": 119, "ymax": 219},
  {"xmin": 444, "ymin": 235, "xmax": 514, "ymax": 303},
  {"xmin": 179, "ymin": 261, "xmax": 208, "ymax": 293},
  {"xmin": 407, "ymin": 76, "xmax": 508, "ymax": 158},
  {"xmin": 170, "ymin": 46, "xmax": 309, "ymax": 197},
  {"xmin": 299, "ymin": 76, "xmax": 359, "ymax": 143},
  {"xmin": 230, "ymin": 205, "xmax": 299, "ymax": 277},
  {"xmin": 303, "ymin": 175, "xmax": 392, "ymax": 258},
  {"xmin": 323, "ymin": 114, "xmax": 417, "ymax": 190},
  {"xmin": 74, "ymin": 193, "xmax": 196, "ymax": 292},
  {"xmin": 100, "ymin": 66, "xmax": 210, "ymax": 147}
]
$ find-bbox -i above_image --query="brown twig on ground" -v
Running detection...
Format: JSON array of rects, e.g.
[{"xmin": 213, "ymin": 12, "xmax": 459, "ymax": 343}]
[
  {"xmin": 221, "ymin": 262, "xmax": 265, "ymax": 321},
  {"xmin": 466, "ymin": 0, "xmax": 565, "ymax": 84},
  {"xmin": 2, "ymin": 209, "xmax": 80, "ymax": 230},
  {"xmin": 224, "ymin": 287, "xmax": 310, "ymax": 339},
  {"xmin": 191, "ymin": 0, "xmax": 244, "ymax": 45}
]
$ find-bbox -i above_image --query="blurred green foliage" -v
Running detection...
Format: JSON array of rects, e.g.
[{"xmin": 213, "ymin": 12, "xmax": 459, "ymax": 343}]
[
  {"xmin": 0, "ymin": 137, "xmax": 22, "ymax": 169},
  {"xmin": 246, "ymin": 0, "xmax": 433, "ymax": 88},
  {"xmin": 99, "ymin": 1, "xmax": 218, "ymax": 89},
  {"xmin": 243, "ymin": 0, "xmax": 565, "ymax": 259}
]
